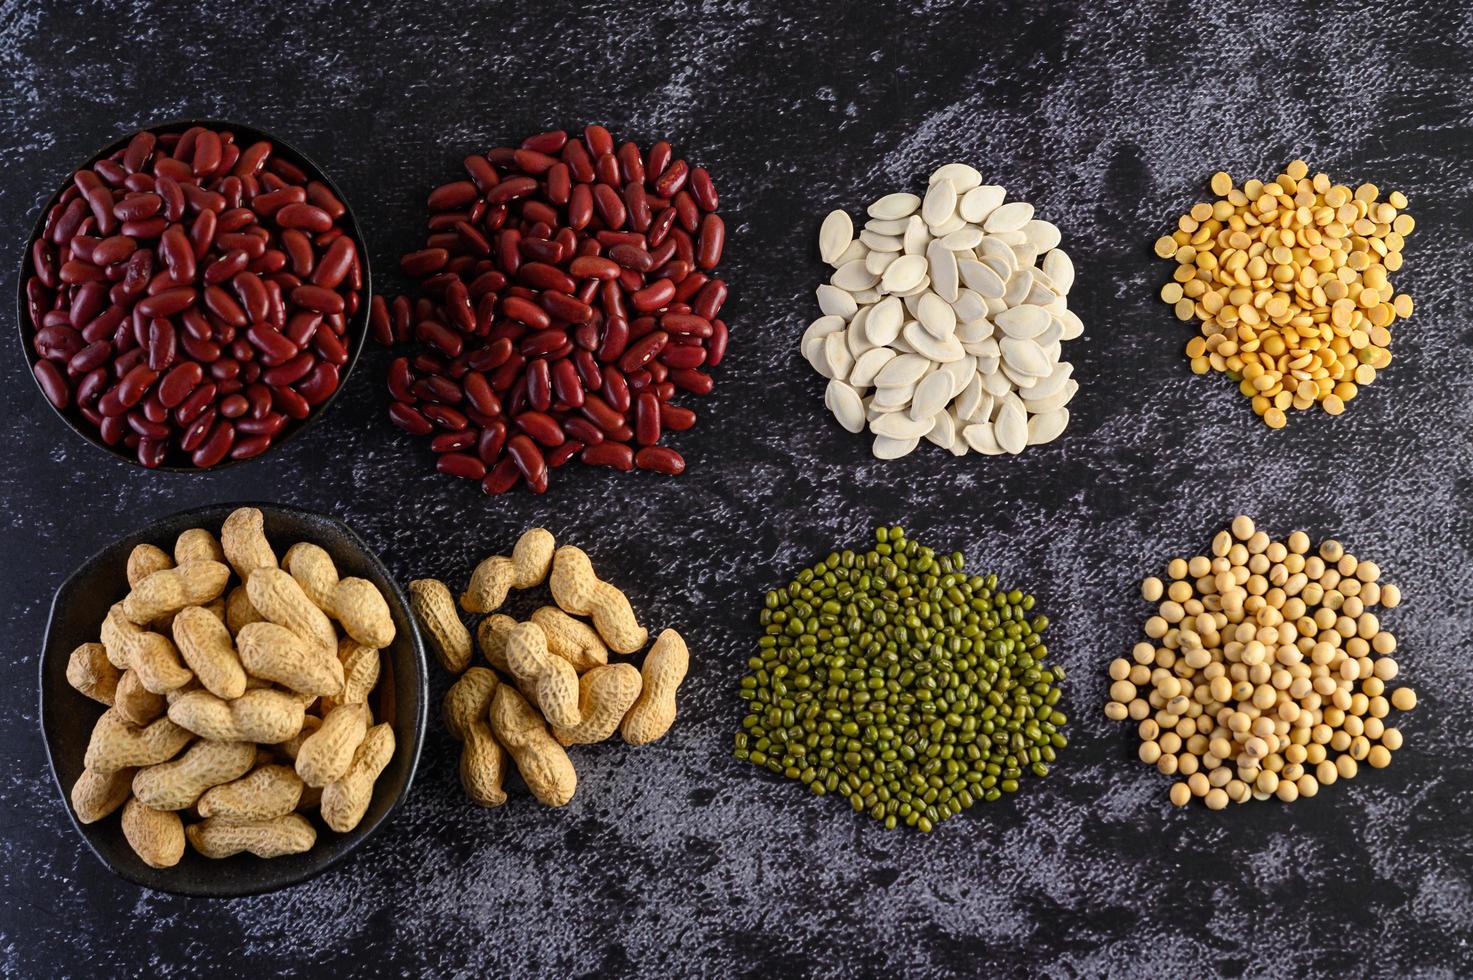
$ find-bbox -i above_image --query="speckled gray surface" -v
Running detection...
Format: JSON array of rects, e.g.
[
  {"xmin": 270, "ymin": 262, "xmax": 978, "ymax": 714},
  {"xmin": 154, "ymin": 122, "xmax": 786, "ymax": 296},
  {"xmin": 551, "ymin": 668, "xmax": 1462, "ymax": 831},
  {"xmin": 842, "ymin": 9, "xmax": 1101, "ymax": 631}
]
[{"xmin": 3, "ymin": 0, "xmax": 1472, "ymax": 976}]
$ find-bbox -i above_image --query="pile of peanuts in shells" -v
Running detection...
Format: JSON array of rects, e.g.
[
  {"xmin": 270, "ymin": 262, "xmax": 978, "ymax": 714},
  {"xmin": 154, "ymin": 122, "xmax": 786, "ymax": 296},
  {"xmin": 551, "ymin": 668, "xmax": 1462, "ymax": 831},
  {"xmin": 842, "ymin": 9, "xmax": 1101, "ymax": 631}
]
[
  {"xmin": 410, "ymin": 528, "xmax": 689, "ymax": 809},
  {"xmin": 804, "ymin": 162, "xmax": 1082, "ymax": 459},
  {"xmin": 65, "ymin": 507, "xmax": 397, "ymax": 868}
]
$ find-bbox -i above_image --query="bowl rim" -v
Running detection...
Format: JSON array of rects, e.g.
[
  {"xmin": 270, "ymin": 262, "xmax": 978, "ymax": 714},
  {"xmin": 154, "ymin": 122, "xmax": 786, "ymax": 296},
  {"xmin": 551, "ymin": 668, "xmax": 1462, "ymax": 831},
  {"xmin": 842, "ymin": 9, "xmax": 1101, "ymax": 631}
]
[
  {"xmin": 16, "ymin": 117, "xmax": 373, "ymax": 474},
  {"xmin": 39, "ymin": 501, "xmax": 427, "ymax": 897}
]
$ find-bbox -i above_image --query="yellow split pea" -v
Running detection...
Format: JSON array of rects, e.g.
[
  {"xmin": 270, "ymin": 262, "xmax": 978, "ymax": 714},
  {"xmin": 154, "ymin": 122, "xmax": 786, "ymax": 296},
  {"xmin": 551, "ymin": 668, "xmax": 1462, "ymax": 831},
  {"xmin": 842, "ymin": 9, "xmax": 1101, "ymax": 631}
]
[{"xmin": 1154, "ymin": 162, "xmax": 1415, "ymax": 427}]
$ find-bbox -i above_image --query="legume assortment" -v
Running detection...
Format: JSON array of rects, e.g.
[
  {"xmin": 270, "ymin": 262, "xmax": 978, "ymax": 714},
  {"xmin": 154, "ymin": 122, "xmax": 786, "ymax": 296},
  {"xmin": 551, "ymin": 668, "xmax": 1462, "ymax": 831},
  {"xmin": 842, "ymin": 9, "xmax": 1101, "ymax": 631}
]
[
  {"xmin": 806, "ymin": 163, "xmax": 1082, "ymax": 458},
  {"xmin": 24, "ymin": 124, "xmax": 363, "ymax": 468},
  {"xmin": 1157, "ymin": 161, "xmax": 1414, "ymax": 427},
  {"xmin": 1107, "ymin": 516, "xmax": 1415, "ymax": 809},
  {"xmin": 377, "ymin": 126, "xmax": 729, "ymax": 493},
  {"xmin": 736, "ymin": 526, "xmax": 1067, "ymax": 831}
]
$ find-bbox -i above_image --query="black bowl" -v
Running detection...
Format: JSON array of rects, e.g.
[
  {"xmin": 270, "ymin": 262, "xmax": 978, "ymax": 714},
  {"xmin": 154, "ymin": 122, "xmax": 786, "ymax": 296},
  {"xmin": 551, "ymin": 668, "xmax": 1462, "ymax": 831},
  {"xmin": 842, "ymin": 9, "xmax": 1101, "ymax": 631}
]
[
  {"xmin": 17, "ymin": 118, "xmax": 372, "ymax": 472},
  {"xmin": 39, "ymin": 503, "xmax": 426, "ymax": 897}
]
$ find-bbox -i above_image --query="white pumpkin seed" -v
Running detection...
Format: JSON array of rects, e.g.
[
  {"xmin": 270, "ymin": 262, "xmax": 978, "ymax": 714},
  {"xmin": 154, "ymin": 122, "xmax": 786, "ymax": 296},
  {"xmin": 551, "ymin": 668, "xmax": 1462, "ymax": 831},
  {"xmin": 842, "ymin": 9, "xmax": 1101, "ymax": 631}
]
[
  {"xmin": 871, "ymin": 434, "xmax": 919, "ymax": 460},
  {"xmin": 1026, "ymin": 407, "xmax": 1068, "ymax": 445},
  {"xmin": 834, "ymin": 239, "xmax": 867, "ymax": 267},
  {"xmin": 864, "ymin": 217, "xmax": 910, "ymax": 235},
  {"xmin": 832, "ymin": 259, "xmax": 879, "ymax": 292},
  {"xmin": 849, "ymin": 346, "xmax": 895, "ymax": 388},
  {"xmin": 871, "ymin": 381, "xmax": 916, "ymax": 408},
  {"xmin": 958, "ymin": 259, "xmax": 1005, "ymax": 298},
  {"xmin": 816, "ymin": 284, "xmax": 857, "ymax": 320},
  {"xmin": 902, "ymin": 215, "xmax": 931, "ymax": 255},
  {"xmin": 867, "ymin": 192, "xmax": 920, "ymax": 220},
  {"xmin": 952, "ymin": 289, "xmax": 988, "ymax": 322},
  {"xmin": 825, "ymin": 379, "xmax": 865, "ymax": 433},
  {"xmin": 1041, "ymin": 249, "xmax": 1074, "ymax": 294},
  {"xmin": 1022, "ymin": 219, "xmax": 1061, "ymax": 252},
  {"xmin": 823, "ymin": 332, "xmax": 854, "ymax": 380},
  {"xmin": 871, "ymin": 410, "xmax": 935, "ymax": 439},
  {"xmin": 929, "ymin": 163, "xmax": 982, "ymax": 191},
  {"xmin": 926, "ymin": 239, "xmax": 959, "ymax": 303},
  {"xmin": 880, "ymin": 253, "xmax": 927, "ymax": 294},
  {"xmin": 924, "ymin": 409, "xmax": 959, "ymax": 451},
  {"xmin": 994, "ymin": 304, "xmax": 1049, "ymax": 339},
  {"xmin": 916, "ymin": 292, "xmax": 957, "ymax": 340},
  {"xmin": 819, "ymin": 210, "xmax": 854, "ymax": 265},
  {"xmin": 994, "ymin": 399, "xmax": 1027, "ymax": 454},
  {"xmin": 909, "ymin": 370, "xmax": 953, "ymax": 421},
  {"xmin": 865, "ymin": 249, "xmax": 898, "ymax": 276},
  {"xmin": 962, "ymin": 422, "xmax": 1002, "ymax": 454},
  {"xmin": 959, "ymin": 185, "xmax": 1005, "ymax": 224},
  {"xmin": 939, "ymin": 226, "xmax": 984, "ymax": 251},
  {"xmin": 901, "ymin": 321, "xmax": 965, "ymax": 363},
  {"xmin": 1027, "ymin": 361, "xmax": 1073, "ymax": 400},
  {"xmin": 983, "ymin": 200, "xmax": 1034, "ymax": 233},
  {"xmin": 873, "ymin": 351, "xmax": 931, "ymax": 388},
  {"xmin": 859, "ymin": 229, "xmax": 902, "ymax": 252},
  {"xmin": 921, "ymin": 179, "xmax": 957, "ymax": 228}
]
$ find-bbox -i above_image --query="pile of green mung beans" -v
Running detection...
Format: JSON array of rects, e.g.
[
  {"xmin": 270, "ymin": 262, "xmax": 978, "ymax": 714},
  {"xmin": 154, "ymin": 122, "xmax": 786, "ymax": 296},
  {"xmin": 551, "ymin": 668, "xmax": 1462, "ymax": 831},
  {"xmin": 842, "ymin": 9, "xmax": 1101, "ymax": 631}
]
[{"xmin": 734, "ymin": 526, "xmax": 1067, "ymax": 831}]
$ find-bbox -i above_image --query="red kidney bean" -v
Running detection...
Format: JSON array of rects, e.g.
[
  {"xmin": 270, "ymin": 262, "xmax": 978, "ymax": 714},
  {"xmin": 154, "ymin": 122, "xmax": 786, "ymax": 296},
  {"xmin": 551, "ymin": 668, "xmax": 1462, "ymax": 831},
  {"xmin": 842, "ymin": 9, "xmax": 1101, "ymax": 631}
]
[
  {"xmin": 389, "ymin": 401, "xmax": 433, "ymax": 435},
  {"xmin": 34, "ymin": 361, "xmax": 69, "ymax": 409},
  {"xmin": 190, "ymin": 419, "xmax": 235, "ymax": 466},
  {"xmin": 635, "ymin": 445, "xmax": 684, "ymax": 474},
  {"xmin": 581, "ymin": 442, "xmax": 634, "ymax": 471},
  {"xmin": 690, "ymin": 167, "xmax": 718, "ymax": 211}
]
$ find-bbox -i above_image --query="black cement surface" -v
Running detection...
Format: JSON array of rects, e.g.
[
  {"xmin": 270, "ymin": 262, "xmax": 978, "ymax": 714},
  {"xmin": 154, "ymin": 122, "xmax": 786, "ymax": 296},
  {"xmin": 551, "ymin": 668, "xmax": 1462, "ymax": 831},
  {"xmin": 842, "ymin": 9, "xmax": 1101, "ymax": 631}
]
[{"xmin": 2, "ymin": 1, "xmax": 1470, "ymax": 976}]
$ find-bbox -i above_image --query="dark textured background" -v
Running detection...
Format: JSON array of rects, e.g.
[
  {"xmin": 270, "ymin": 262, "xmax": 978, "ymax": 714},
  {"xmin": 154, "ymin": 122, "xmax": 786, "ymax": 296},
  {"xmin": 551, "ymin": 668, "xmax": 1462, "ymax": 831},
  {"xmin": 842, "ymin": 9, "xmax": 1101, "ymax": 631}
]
[{"xmin": 3, "ymin": 1, "xmax": 1471, "ymax": 976}]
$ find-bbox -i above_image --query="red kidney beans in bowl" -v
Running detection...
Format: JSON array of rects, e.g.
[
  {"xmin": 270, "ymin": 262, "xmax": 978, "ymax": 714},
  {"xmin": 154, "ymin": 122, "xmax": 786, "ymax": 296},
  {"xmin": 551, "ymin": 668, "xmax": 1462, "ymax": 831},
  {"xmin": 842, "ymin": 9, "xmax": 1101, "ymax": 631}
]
[
  {"xmin": 374, "ymin": 126, "xmax": 729, "ymax": 494},
  {"xmin": 21, "ymin": 122, "xmax": 366, "ymax": 469}
]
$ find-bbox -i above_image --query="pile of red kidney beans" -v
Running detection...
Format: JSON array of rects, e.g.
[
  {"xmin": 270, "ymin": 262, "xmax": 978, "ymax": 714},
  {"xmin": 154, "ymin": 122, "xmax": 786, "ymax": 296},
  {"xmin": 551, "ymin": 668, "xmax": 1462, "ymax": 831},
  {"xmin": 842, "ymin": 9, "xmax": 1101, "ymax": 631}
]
[
  {"xmin": 373, "ymin": 125, "xmax": 729, "ymax": 494},
  {"xmin": 24, "ymin": 125, "xmax": 362, "ymax": 468},
  {"xmin": 22, "ymin": 122, "xmax": 729, "ymax": 489}
]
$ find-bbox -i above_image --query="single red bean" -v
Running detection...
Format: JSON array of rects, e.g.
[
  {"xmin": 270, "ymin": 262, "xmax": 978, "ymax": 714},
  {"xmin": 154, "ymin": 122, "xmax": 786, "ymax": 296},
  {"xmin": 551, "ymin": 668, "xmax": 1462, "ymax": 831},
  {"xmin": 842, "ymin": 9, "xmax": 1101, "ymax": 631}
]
[
  {"xmin": 311, "ymin": 235, "xmax": 356, "ymax": 288},
  {"xmin": 33, "ymin": 360, "xmax": 69, "ymax": 408},
  {"xmin": 581, "ymin": 442, "xmax": 634, "ymax": 471},
  {"xmin": 190, "ymin": 420, "xmax": 236, "ymax": 467},
  {"xmin": 647, "ymin": 141, "xmax": 673, "ymax": 181},
  {"xmin": 146, "ymin": 318, "xmax": 177, "ymax": 371},
  {"xmin": 314, "ymin": 328, "xmax": 348, "ymax": 366},
  {"xmin": 290, "ymin": 284, "xmax": 344, "ymax": 315},
  {"xmin": 230, "ymin": 433, "xmax": 274, "ymax": 460},
  {"xmin": 690, "ymin": 167, "xmax": 719, "ymax": 211},
  {"xmin": 562, "ymin": 417, "xmax": 603, "ymax": 446},
  {"xmin": 631, "ymin": 278, "xmax": 675, "ymax": 312},
  {"xmin": 697, "ymin": 213, "xmax": 726, "ymax": 270},
  {"xmin": 592, "ymin": 184, "xmax": 626, "ymax": 229},
  {"xmin": 296, "ymin": 362, "xmax": 339, "ymax": 405},
  {"xmin": 505, "ymin": 433, "xmax": 547, "ymax": 487},
  {"xmin": 123, "ymin": 131, "xmax": 156, "ymax": 173},
  {"xmin": 619, "ymin": 330, "xmax": 669, "ymax": 373},
  {"xmin": 274, "ymin": 202, "xmax": 332, "ymax": 232},
  {"xmin": 660, "ymin": 403, "xmax": 697, "ymax": 431},
  {"xmin": 707, "ymin": 319, "xmax": 729, "ymax": 367},
  {"xmin": 481, "ymin": 457, "xmax": 521, "ymax": 494},
  {"xmin": 370, "ymin": 295, "xmax": 393, "ymax": 346},
  {"xmin": 653, "ymin": 159, "xmax": 689, "ymax": 198},
  {"xmin": 567, "ymin": 183, "xmax": 593, "ymax": 229},
  {"xmin": 515, "ymin": 410, "xmax": 565, "ymax": 447},
  {"xmin": 617, "ymin": 142, "xmax": 645, "ymax": 185},
  {"xmin": 401, "ymin": 248, "xmax": 447, "ymax": 276},
  {"xmin": 429, "ymin": 181, "xmax": 480, "ymax": 213},
  {"xmin": 438, "ymin": 452, "xmax": 486, "ymax": 480},
  {"xmin": 218, "ymin": 393, "xmax": 250, "ymax": 418},
  {"xmin": 635, "ymin": 445, "xmax": 684, "ymax": 474},
  {"xmin": 389, "ymin": 401, "xmax": 433, "ymax": 435},
  {"xmin": 635, "ymin": 391, "xmax": 661, "ymax": 446}
]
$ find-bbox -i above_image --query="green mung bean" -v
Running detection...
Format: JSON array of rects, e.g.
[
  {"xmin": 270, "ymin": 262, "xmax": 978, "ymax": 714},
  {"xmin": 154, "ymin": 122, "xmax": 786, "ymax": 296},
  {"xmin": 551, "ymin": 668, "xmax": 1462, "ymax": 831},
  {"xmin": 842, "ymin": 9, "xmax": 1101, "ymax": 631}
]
[{"xmin": 734, "ymin": 526, "xmax": 1067, "ymax": 831}]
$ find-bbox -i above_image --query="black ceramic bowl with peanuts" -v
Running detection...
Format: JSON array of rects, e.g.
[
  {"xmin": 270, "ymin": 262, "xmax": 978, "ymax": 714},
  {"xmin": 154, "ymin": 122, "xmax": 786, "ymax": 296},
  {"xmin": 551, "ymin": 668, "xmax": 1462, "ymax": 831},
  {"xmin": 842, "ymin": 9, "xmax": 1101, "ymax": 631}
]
[
  {"xmin": 17, "ymin": 119, "xmax": 372, "ymax": 472},
  {"xmin": 38, "ymin": 503, "xmax": 426, "ymax": 897}
]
